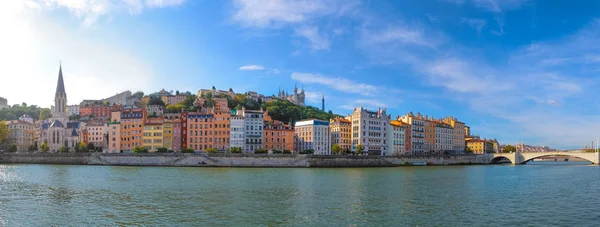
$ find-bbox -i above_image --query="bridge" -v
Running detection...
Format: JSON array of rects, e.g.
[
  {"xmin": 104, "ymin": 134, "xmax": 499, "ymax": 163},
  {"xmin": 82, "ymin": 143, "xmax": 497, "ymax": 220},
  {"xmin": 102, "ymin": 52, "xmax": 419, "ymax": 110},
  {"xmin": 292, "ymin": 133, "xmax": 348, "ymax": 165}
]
[{"xmin": 491, "ymin": 151, "xmax": 599, "ymax": 164}]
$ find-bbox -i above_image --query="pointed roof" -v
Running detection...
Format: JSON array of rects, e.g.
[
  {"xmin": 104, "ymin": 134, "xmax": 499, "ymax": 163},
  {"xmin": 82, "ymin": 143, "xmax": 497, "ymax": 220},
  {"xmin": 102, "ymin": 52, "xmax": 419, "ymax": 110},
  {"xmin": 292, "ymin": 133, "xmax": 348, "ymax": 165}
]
[
  {"xmin": 71, "ymin": 127, "xmax": 79, "ymax": 136},
  {"xmin": 56, "ymin": 63, "xmax": 66, "ymax": 94},
  {"xmin": 49, "ymin": 120, "xmax": 64, "ymax": 128}
]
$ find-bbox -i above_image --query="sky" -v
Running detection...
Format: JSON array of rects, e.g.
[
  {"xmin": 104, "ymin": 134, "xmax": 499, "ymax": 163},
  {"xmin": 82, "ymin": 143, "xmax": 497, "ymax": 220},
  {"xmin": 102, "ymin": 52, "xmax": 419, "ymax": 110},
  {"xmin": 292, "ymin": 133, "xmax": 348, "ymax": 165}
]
[{"xmin": 2, "ymin": 0, "xmax": 600, "ymax": 149}]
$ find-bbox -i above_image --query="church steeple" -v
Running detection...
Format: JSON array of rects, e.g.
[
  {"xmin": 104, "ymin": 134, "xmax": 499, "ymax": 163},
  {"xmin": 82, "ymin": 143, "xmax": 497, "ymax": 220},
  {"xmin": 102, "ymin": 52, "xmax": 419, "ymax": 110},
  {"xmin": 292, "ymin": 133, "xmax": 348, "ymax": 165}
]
[{"xmin": 56, "ymin": 63, "xmax": 66, "ymax": 94}]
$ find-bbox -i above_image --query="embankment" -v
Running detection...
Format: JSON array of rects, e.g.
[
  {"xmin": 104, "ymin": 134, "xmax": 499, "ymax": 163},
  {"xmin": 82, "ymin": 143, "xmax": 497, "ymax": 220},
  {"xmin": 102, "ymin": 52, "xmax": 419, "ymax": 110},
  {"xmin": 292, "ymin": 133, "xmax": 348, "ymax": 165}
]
[{"xmin": 0, "ymin": 153, "xmax": 492, "ymax": 167}]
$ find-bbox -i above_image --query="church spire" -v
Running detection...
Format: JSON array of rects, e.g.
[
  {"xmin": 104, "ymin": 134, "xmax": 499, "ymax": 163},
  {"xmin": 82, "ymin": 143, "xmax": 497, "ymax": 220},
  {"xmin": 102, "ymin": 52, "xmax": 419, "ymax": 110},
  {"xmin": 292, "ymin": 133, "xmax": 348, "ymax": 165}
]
[{"xmin": 56, "ymin": 62, "xmax": 66, "ymax": 94}]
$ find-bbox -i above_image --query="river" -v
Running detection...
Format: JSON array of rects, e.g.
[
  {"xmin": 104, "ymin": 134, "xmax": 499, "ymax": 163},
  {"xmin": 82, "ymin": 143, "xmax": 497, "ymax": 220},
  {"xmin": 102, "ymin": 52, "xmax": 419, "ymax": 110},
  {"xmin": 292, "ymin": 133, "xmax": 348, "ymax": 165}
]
[{"xmin": 1, "ymin": 163, "xmax": 599, "ymax": 226}]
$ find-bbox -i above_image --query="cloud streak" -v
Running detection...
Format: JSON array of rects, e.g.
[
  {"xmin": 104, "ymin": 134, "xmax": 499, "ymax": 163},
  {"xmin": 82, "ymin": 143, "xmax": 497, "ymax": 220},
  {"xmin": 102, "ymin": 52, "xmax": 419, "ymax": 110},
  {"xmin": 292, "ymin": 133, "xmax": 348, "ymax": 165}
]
[
  {"xmin": 291, "ymin": 72, "xmax": 380, "ymax": 96},
  {"xmin": 239, "ymin": 65, "xmax": 265, "ymax": 70}
]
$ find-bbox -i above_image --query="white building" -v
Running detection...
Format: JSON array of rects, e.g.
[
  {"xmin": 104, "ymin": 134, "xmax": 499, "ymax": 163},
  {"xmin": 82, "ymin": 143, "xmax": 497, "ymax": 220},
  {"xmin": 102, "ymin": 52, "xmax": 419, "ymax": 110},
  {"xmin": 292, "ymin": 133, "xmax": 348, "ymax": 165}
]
[
  {"xmin": 387, "ymin": 120, "xmax": 406, "ymax": 156},
  {"xmin": 294, "ymin": 119, "xmax": 331, "ymax": 155},
  {"xmin": 147, "ymin": 104, "xmax": 164, "ymax": 117},
  {"xmin": 67, "ymin": 105, "xmax": 80, "ymax": 116},
  {"xmin": 18, "ymin": 114, "xmax": 34, "ymax": 124},
  {"xmin": 3, "ymin": 120, "xmax": 35, "ymax": 152},
  {"xmin": 242, "ymin": 108, "xmax": 263, "ymax": 153},
  {"xmin": 350, "ymin": 107, "xmax": 389, "ymax": 155},
  {"xmin": 435, "ymin": 123, "xmax": 454, "ymax": 154},
  {"xmin": 399, "ymin": 112, "xmax": 425, "ymax": 155},
  {"xmin": 103, "ymin": 91, "xmax": 132, "ymax": 105},
  {"xmin": 229, "ymin": 114, "xmax": 245, "ymax": 151}
]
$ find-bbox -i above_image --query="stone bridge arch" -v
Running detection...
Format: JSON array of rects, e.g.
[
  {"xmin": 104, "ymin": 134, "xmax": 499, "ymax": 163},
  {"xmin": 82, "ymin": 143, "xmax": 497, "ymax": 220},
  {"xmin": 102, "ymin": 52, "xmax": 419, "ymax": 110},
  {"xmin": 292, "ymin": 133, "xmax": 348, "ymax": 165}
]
[{"xmin": 491, "ymin": 152, "xmax": 599, "ymax": 165}]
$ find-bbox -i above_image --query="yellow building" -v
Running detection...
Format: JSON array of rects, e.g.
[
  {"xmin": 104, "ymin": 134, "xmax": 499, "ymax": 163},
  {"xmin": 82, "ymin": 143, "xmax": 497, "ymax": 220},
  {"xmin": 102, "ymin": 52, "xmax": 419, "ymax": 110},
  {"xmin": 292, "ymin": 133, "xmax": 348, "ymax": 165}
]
[
  {"xmin": 330, "ymin": 117, "xmax": 352, "ymax": 152},
  {"xmin": 466, "ymin": 139, "xmax": 495, "ymax": 154},
  {"xmin": 162, "ymin": 121, "xmax": 174, "ymax": 151},
  {"xmin": 143, "ymin": 122, "xmax": 163, "ymax": 151}
]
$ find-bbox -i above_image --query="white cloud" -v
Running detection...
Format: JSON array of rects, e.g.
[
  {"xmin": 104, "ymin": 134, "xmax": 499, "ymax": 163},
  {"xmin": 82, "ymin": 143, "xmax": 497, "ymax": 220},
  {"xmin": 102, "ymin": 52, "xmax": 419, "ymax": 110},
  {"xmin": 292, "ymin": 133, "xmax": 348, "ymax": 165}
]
[
  {"xmin": 365, "ymin": 26, "xmax": 436, "ymax": 47},
  {"xmin": 239, "ymin": 65, "xmax": 266, "ymax": 70},
  {"xmin": 294, "ymin": 26, "xmax": 330, "ymax": 50},
  {"xmin": 291, "ymin": 72, "xmax": 380, "ymax": 96},
  {"xmin": 460, "ymin": 18, "xmax": 487, "ymax": 34},
  {"xmin": 446, "ymin": 0, "xmax": 528, "ymax": 13},
  {"xmin": 303, "ymin": 91, "xmax": 321, "ymax": 103},
  {"xmin": 35, "ymin": 0, "xmax": 187, "ymax": 26},
  {"xmin": 231, "ymin": 0, "xmax": 333, "ymax": 28},
  {"xmin": 0, "ymin": 1, "xmax": 155, "ymax": 107}
]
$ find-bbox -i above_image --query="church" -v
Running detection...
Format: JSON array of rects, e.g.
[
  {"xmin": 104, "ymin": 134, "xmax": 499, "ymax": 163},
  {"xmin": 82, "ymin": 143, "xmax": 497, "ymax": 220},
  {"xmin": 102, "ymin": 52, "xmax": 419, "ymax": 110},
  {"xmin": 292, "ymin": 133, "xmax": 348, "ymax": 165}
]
[
  {"xmin": 40, "ymin": 64, "xmax": 81, "ymax": 152},
  {"xmin": 277, "ymin": 84, "xmax": 306, "ymax": 107}
]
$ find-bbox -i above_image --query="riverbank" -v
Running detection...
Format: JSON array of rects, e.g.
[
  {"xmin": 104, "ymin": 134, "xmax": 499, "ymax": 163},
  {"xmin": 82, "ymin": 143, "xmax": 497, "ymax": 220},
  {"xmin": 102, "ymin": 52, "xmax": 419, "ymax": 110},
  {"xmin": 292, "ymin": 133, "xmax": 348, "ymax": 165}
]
[{"xmin": 0, "ymin": 153, "xmax": 492, "ymax": 167}]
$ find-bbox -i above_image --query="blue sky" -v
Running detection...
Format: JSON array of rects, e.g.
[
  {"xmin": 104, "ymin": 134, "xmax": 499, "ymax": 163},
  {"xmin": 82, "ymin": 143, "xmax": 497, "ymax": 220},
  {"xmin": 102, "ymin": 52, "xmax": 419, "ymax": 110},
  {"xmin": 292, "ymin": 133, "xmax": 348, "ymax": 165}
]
[{"xmin": 2, "ymin": 0, "xmax": 600, "ymax": 149}]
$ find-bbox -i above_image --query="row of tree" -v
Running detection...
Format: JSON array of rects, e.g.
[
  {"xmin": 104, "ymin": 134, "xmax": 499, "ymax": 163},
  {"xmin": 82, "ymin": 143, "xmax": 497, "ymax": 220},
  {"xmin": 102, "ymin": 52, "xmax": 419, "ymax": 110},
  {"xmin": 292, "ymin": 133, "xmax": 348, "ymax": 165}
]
[{"xmin": 0, "ymin": 103, "xmax": 51, "ymax": 121}]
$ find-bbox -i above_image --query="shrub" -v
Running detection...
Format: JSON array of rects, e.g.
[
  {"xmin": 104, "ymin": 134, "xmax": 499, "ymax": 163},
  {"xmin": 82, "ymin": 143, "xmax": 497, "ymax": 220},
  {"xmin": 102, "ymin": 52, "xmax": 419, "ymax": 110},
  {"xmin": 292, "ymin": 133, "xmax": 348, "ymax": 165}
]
[
  {"xmin": 40, "ymin": 142, "xmax": 49, "ymax": 153},
  {"xmin": 58, "ymin": 146, "xmax": 69, "ymax": 153},
  {"xmin": 230, "ymin": 147, "xmax": 242, "ymax": 153},
  {"xmin": 254, "ymin": 148, "xmax": 268, "ymax": 154},
  {"xmin": 271, "ymin": 149, "xmax": 282, "ymax": 154},
  {"xmin": 132, "ymin": 146, "xmax": 149, "ymax": 153},
  {"xmin": 180, "ymin": 148, "xmax": 194, "ymax": 153},
  {"xmin": 156, "ymin": 147, "xmax": 168, "ymax": 153},
  {"xmin": 300, "ymin": 149, "xmax": 314, "ymax": 154},
  {"xmin": 283, "ymin": 150, "xmax": 292, "ymax": 154},
  {"xmin": 8, "ymin": 144, "xmax": 17, "ymax": 153},
  {"xmin": 205, "ymin": 148, "xmax": 218, "ymax": 153}
]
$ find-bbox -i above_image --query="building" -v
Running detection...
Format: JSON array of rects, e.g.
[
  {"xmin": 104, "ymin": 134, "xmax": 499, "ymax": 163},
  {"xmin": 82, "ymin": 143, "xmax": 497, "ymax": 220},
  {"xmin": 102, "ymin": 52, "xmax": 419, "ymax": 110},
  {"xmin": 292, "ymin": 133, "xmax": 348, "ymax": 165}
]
[
  {"xmin": 162, "ymin": 121, "xmax": 174, "ymax": 151},
  {"xmin": 399, "ymin": 112, "xmax": 425, "ymax": 155},
  {"xmin": 87, "ymin": 123, "xmax": 108, "ymax": 151},
  {"xmin": 424, "ymin": 117, "xmax": 436, "ymax": 153},
  {"xmin": 443, "ymin": 116, "xmax": 466, "ymax": 153},
  {"xmin": 350, "ymin": 107, "xmax": 389, "ymax": 155},
  {"xmin": 330, "ymin": 117, "xmax": 351, "ymax": 152},
  {"xmin": 80, "ymin": 105, "xmax": 112, "ymax": 118},
  {"xmin": 213, "ymin": 111, "xmax": 231, "ymax": 151},
  {"xmin": 198, "ymin": 86, "xmax": 236, "ymax": 98},
  {"xmin": 229, "ymin": 113, "xmax": 245, "ymax": 151},
  {"xmin": 147, "ymin": 104, "xmax": 164, "ymax": 117},
  {"xmin": 3, "ymin": 120, "xmax": 35, "ymax": 152},
  {"xmin": 67, "ymin": 105, "xmax": 80, "ymax": 116},
  {"xmin": 103, "ymin": 91, "xmax": 132, "ymax": 105},
  {"xmin": 161, "ymin": 95, "xmax": 187, "ymax": 106},
  {"xmin": 277, "ymin": 84, "xmax": 305, "ymax": 106},
  {"xmin": 107, "ymin": 115, "xmax": 121, "ymax": 153},
  {"xmin": 19, "ymin": 114, "xmax": 34, "ymax": 124},
  {"xmin": 186, "ymin": 113, "xmax": 215, "ymax": 151},
  {"xmin": 466, "ymin": 139, "xmax": 495, "ymax": 154},
  {"xmin": 119, "ymin": 108, "xmax": 146, "ymax": 151},
  {"xmin": 143, "ymin": 122, "xmax": 163, "ymax": 152},
  {"xmin": 0, "ymin": 97, "xmax": 7, "ymax": 110},
  {"xmin": 295, "ymin": 119, "xmax": 330, "ymax": 155},
  {"xmin": 435, "ymin": 123, "xmax": 453, "ymax": 154},
  {"xmin": 264, "ymin": 117, "xmax": 294, "ymax": 152},
  {"xmin": 39, "ymin": 64, "xmax": 81, "ymax": 152},
  {"xmin": 388, "ymin": 120, "xmax": 406, "ymax": 155},
  {"xmin": 242, "ymin": 108, "xmax": 264, "ymax": 153}
]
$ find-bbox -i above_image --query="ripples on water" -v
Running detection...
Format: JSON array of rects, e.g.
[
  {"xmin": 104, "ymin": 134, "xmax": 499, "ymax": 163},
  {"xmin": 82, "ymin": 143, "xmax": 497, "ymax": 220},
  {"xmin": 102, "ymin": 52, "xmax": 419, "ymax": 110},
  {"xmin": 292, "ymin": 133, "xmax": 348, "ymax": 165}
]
[{"xmin": 1, "ymin": 164, "xmax": 600, "ymax": 226}]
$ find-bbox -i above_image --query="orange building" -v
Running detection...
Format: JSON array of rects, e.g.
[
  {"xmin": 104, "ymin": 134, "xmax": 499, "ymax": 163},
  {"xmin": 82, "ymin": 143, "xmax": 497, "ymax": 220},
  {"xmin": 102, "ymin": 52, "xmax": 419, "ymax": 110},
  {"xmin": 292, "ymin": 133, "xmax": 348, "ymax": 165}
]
[
  {"xmin": 264, "ymin": 120, "xmax": 294, "ymax": 151},
  {"xmin": 424, "ymin": 118, "xmax": 436, "ymax": 154},
  {"xmin": 119, "ymin": 108, "xmax": 146, "ymax": 151},
  {"xmin": 81, "ymin": 129, "xmax": 89, "ymax": 144},
  {"xmin": 213, "ymin": 111, "xmax": 231, "ymax": 151},
  {"xmin": 80, "ymin": 105, "xmax": 113, "ymax": 118},
  {"xmin": 186, "ymin": 113, "xmax": 215, "ymax": 151}
]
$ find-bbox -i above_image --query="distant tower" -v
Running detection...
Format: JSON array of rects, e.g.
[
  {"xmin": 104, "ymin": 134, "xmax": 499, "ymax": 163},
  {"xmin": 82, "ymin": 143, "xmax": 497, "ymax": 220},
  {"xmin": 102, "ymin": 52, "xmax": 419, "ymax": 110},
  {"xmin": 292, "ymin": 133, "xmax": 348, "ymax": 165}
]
[
  {"xmin": 322, "ymin": 94, "xmax": 325, "ymax": 111},
  {"xmin": 53, "ymin": 63, "xmax": 68, "ymax": 120}
]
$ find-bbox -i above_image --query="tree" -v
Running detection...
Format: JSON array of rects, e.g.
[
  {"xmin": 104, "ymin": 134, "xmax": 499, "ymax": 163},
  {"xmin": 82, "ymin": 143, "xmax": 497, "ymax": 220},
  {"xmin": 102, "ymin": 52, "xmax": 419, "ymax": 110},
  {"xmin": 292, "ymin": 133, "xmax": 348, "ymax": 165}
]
[
  {"xmin": 58, "ymin": 146, "xmax": 69, "ymax": 153},
  {"xmin": 8, "ymin": 144, "xmax": 17, "ymax": 153},
  {"xmin": 502, "ymin": 145, "xmax": 516, "ymax": 153},
  {"xmin": 332, "ymin": 144, "xmax": 341, "ymax": 154},
  {"xmin": 87, "ymin": 143, "xmax": 96, "ymax": 152},
  {"xmin": 28, "ymin": 144, "xmax": 37, "ymax": 152},
  {"xmin": 0, "ymin": 121, "xmax": 8, "ymax": 145},
  {"xmin": 205, "ymin": 148, "xmax": 218, "ymax": 153},
  {"xmin": 148, "ymin": 97, "xmax": 165, "ymax": 106},
  {"xmin": 230, "ymin": 147, "xmax": 242, "ymax": 153},
  {"xmin": 76, "ymin": 142, "xmax": 89, "ymax": 153},
  {"xmin": 465, "ymin": 147, "xmax": 473, "ymax": 154},
  {"xmin": 176, "ymin": 90, "xmax": 180, "ymax": 95},
  {"xmin": 283, "ymin": 149, "xmax": 292, "ymax": 154},
  {"xmin": 132, "ymin": 146, "xmax": 149, "ymax": 153},
  {"xmin": 356, "ymin": 144, "xmax": 364, "ymax": 155},
  {"xmin": 156, "ymin": 147, "xmax": 168, "ymax": 153},
  {"xmin": 180, "ymin": 148, "xmax": 194, "ymax": 153},
  {"xmin": 39, "ymin": 108, "xmax": 52, "ymax": 120},
  {"xmin": 40, "ymin": 142, "xmax": 49, "ymax": 153},
  {"xmin": 166, "ymin": 104, "xmax": 180, "ymax": 113}
]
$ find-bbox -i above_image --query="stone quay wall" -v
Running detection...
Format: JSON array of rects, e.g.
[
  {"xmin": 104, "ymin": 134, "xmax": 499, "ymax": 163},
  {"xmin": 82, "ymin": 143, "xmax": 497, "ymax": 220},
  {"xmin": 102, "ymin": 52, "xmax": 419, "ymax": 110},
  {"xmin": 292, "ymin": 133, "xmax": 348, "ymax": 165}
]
[{"xmin": 0, "ymin": 153, "xmax": 492, "ymax": 167}]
